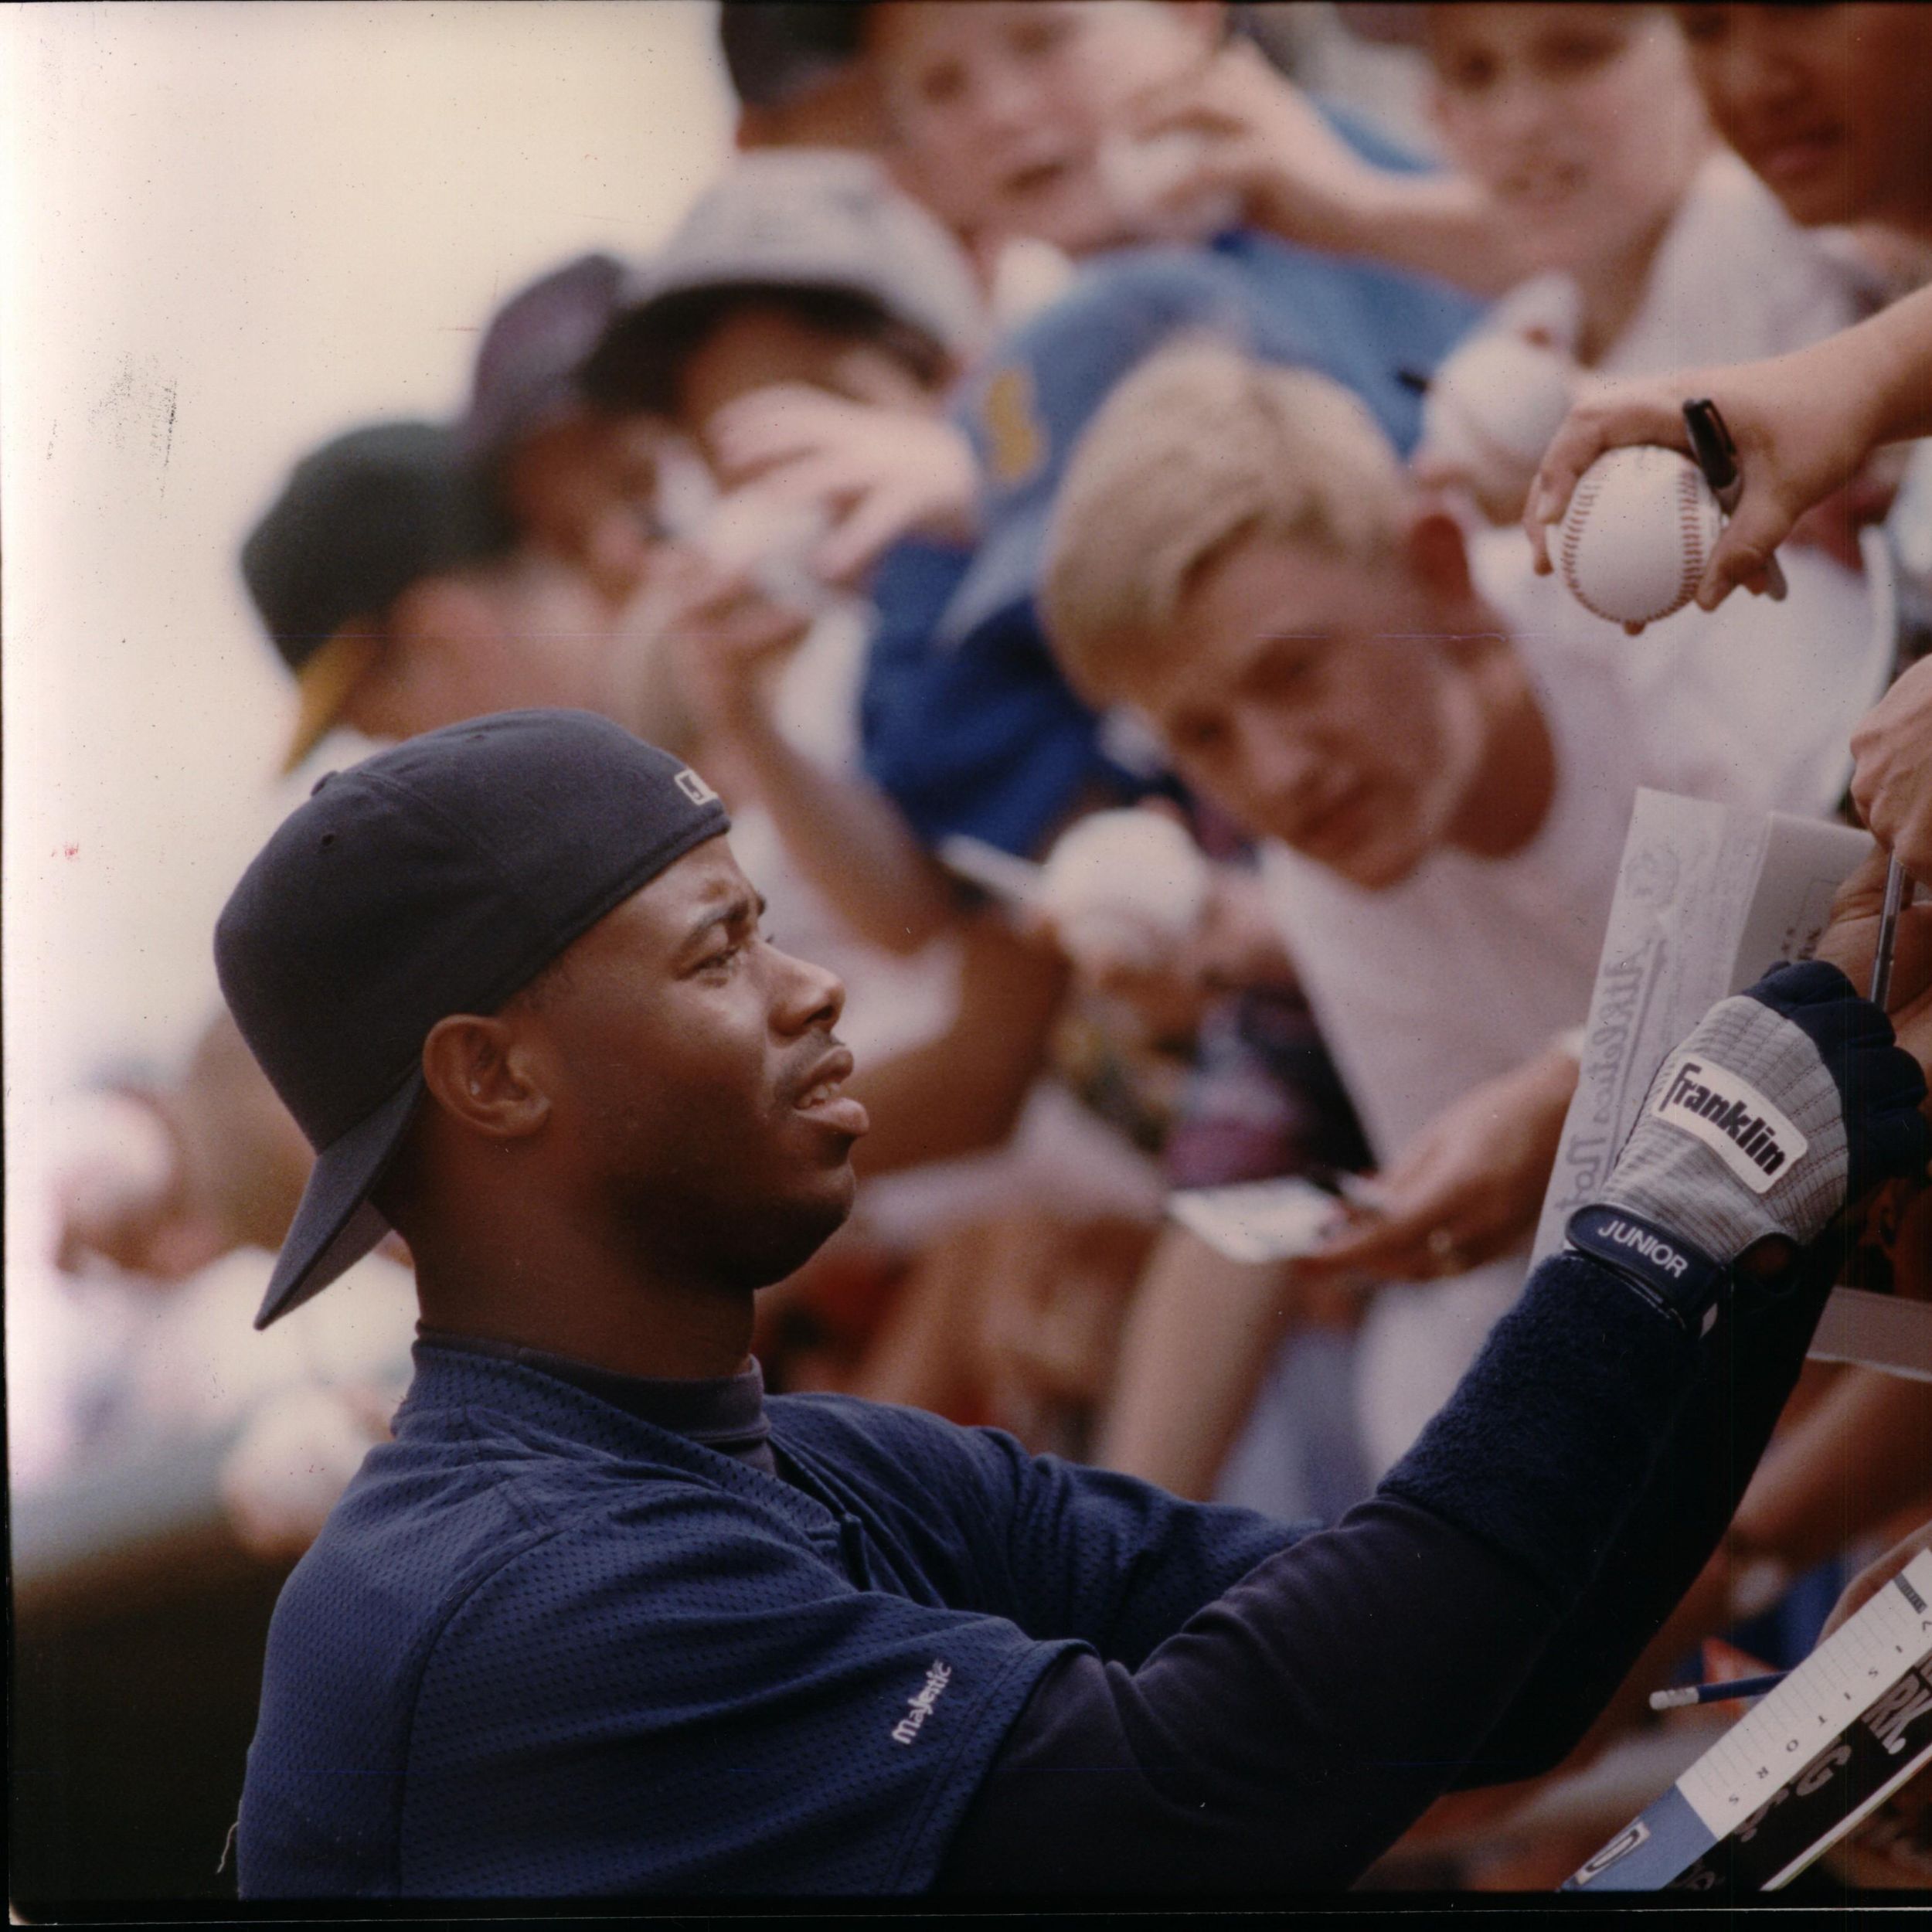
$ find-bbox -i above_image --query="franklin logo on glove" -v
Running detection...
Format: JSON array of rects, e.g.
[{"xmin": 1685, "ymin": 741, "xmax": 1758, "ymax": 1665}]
[
  {"xmin": 1653, "ymin": 1057, "xmax": 1805, "ymax": 1192},
  {"xmin": 1567, "ymin": 957, "xmax": 1928, "ymax": 1335}
]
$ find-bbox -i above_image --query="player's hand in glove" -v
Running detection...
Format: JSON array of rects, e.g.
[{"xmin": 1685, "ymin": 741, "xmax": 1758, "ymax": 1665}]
[{"xmin": 1566, "ymin": 957, "xmax": 1928, "ymax": 1334}]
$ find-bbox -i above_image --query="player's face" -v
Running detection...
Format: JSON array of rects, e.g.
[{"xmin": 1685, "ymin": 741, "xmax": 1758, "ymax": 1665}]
[
  {"xmin": 1675, "ymin": 4, "xmax": 1932, "ymax": 233},
  {"xmin": 1429, "ymin": 6, "xmax": 1707, "ymax": 283},
  {"xmin": 523, "ymin": 838, "xmax": 866, "ymax": 1291},
  {"xmin": 499, "ymin": 412, "xmax": 672, "ymax": 608},
  {"xmin": 869, "ymin": 1, "xmax": 1216, "ymax": 255},
  {"xmin": 1121, "ymin": 531, "xmax": 1490, "ymax": 889}
]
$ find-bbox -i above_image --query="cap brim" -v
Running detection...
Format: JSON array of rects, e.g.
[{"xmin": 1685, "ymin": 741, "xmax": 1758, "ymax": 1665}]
[
  {"xmin": 935, "ymin": 495, "xmax": 1050, "ymax": 649},
  {"xmin": 282, "ymin": 628, "xmax": 383, "ymax": 775},
  {"xmin": 253, "ymin": 1072, "xmax": 422, "ymax": 1328}
]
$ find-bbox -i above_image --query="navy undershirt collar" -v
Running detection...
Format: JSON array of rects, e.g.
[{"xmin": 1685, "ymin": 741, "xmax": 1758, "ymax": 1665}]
[{"xmin": 418, "ymin": 1327, "xmax": 777, "ymax": 1475}]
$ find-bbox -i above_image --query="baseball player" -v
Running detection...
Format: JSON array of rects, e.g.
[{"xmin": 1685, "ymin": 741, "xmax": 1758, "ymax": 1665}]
[{"xmin": 225, "ymin": 709, "xmax": 1927, "ymax": 1896}]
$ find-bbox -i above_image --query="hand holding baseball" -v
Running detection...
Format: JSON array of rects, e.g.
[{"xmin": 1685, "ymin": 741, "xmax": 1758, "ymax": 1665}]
[
  {"xmin": 1034, "ymin": 807, "xmax": 1213, "ymax": 980},
  {"xmin": 1549, "ymin": 445, "xmax": 1724, "ymax": 634},
  {"xmin": 1526, "ymin": 287, "xmax": 1932, "ymax": 622},
  {"xmin": 651, "ymin": 553, "xmax": 814, "ymax": 741},
  {"xmin": 1124, "ymin": 39, "xmax": 1366, "ymax": 247}
]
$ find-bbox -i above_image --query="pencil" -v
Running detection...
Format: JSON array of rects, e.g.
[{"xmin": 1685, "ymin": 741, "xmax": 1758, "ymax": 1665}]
[{"xmin": 1649, "ymin": 1670, "xmax": 1789, "ymax": 1711}]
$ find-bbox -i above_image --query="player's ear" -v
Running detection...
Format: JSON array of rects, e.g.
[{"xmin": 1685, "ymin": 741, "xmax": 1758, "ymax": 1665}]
[
  {"xmin": 420, "ymin": 1013, "xmax": 552, "ymax": 1141},
  {"xmin": 1403, "ymin": 504, "xmax": 1475, "ymax": 607}
]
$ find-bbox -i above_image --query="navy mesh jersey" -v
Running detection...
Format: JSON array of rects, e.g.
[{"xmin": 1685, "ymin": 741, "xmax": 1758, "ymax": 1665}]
[{"xmin": 237, "ymin": 1343, "xmax": 1295, "ymax": 1896}]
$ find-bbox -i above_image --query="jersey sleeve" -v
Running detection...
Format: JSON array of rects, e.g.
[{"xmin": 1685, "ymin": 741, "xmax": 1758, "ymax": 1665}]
[
  {"xmin": 940, "ymin": 1243, "xmax": 1829, "ymax": 1891},
  {"xmin": 775, "ymin": 1390, "xmax": 1304, "ymax": 1664}
]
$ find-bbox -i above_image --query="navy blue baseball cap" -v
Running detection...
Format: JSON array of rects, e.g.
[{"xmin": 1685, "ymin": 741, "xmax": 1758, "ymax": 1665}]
[{"xmin": 216, "ymin": 709, "xmax": 730, "ymax": 1328}]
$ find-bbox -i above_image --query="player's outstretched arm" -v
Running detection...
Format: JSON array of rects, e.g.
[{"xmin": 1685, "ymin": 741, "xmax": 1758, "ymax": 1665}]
[
  {"xmin": 941, "ymin": 947, "xmax": 1928, "ymax": 1891},
  {"xmin": 1523, "ymin": 284, "xmax": 1932, "ymax": 611}
]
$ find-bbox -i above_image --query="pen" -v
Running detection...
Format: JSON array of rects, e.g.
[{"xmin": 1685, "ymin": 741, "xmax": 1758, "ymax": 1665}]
[
  {"xmin": 1649, "ymin": 1670, "xmax": 1789, "ymax": 1711},
  {"xmin": 1869, "ymin": 854, "xmax": 1909, "ymax": 1010},
  {"xmin": 1682, "ymin": 398, "xmax": 1788, "ymax": 602}
]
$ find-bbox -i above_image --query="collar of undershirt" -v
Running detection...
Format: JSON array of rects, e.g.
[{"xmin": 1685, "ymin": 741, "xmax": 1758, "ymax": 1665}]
[{"xmin": 417, "ymin": 1327, "xmax": 777, "ymax": 1475}]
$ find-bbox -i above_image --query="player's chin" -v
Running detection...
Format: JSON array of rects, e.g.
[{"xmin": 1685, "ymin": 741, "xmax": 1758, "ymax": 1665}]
[{"xmin": 737, "ymin": 1180, "xmax": 858, "ymax": 1290}]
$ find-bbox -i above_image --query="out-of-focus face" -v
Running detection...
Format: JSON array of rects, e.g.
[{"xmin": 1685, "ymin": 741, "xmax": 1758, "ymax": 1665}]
[
  {"xmin": 1675, "ymin": 4, "xmax": 1932, "ymax": 235},
  {"xmin": 498, "ymin": 412, "xmax": 669, "ymax": 607},
  {"xmin": 522, "ymin": 838, "xmax": 866, "ymax": 1289},
  {"xmin": 340, "ymin": 553, "xmax": 617, "ymax": 743},
  {"xmin": 1112, "ymin": 531, "xmax": 1492, "ymax": 889},
  {"xmin": 672, "ymin": 302, "xmax": 936, "ymax": 460},
  {"xmin": 867, "ymin": 0, "xmax": 1216, "ymax": 255},
  {"xmin": 1430, "ymin": 5, "xmax": 1708, "ymax": 278}
]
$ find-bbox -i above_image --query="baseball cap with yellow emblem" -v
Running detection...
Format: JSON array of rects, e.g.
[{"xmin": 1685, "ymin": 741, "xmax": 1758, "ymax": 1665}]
[
  {"xmin": 939, "ymin": 247, "xmax": 1368, "ymax": 650},
  {"xmin": 241, "ymin": 422, "xmax": 518, "ymax": 773}
]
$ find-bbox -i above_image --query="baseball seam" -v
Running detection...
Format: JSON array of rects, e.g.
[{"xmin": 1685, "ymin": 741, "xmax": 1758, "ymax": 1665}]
[
  {"xmin": 1675, "ymin": 463, "xmax": 1706, "ymax": 616},
  {"xmin": 1560, "ymin": 469, "xmax": 1619, "ymax": 624}
]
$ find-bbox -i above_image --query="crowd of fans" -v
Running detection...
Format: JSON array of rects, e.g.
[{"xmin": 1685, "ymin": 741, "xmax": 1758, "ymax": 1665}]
[{"xmin": 37, "ymin": 2, "xmax": 1932, "ymax": 1890}]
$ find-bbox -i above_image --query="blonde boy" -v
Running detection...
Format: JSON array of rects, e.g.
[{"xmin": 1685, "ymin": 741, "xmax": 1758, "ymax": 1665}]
[{"xmin": 1044, "ymin": 339, "xmax": 1869, "ymax": 1475}]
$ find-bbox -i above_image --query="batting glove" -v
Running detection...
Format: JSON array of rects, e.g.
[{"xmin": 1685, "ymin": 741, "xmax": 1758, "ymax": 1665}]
[{"xmin": 1566, "ymin": 961, "xmax": 1928, "ymax": 1332}]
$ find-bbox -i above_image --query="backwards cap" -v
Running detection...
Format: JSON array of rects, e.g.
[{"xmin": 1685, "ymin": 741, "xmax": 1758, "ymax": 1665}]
[{"xmin": 216, "ymin": 709, "xmax": 730, "ymax": 1328}]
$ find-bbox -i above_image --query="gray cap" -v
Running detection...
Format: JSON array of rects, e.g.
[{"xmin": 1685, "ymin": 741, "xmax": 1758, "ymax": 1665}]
[{"xmin": 582, "ymin": 151, "xmax": 983, "ymax": 411}]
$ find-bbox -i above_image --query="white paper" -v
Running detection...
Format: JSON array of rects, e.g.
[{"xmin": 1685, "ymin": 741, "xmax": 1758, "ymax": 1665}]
[
  {"xmin": 1675, "ymin": 1550, "xmax": 1932, "ymax": 1836},
  {"xmin": 1167, "ymin": 1176, "xmax": 1345, "ymax": 1266},
  {"xmin": 1532, "ymin": 791, "xmax": 1871, "ymax": 1260},
  {"xmin": 1532, "ymin": 791, "xmax": 1932, "ymax": 1381}
]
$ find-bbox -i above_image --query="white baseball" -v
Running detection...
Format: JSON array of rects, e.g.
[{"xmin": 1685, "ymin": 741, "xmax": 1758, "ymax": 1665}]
[
  {"xmin": 1039, "ymin": 809, "xmax": 1210, "ymax": 973},
  {"xmin": 1558, "ymin": 445, "xmax": 1723, "ymax": 628},
  {"xmin": 1423, "ymin": 332, "xmax": 1577, "ymax": 470}
]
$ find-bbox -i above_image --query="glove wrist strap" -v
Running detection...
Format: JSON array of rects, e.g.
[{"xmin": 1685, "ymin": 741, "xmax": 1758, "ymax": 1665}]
[{"xmin": 1565, "ymin": 1204, "xmax": 1728, "ymax": 1336}]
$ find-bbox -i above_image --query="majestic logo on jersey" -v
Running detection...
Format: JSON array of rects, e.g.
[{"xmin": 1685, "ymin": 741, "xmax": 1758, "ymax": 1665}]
[
  {"xmin": 674, "ymin": 767, "xmax": 719, "ymax": 808},
  {"xmin": 1653, "ymin": 1056, "xmax": 1805, "ymax": 1195},
  {"xmin": 980, "ymin": 366, "xmax": 1046, "ymax": 487},
  {"xmin": 890, "ymin": 1659, "xmax": 952, "ymax": 1745}
]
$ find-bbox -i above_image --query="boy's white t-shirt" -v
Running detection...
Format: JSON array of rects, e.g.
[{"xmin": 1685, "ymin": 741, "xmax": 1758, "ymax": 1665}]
[
  {"xmin": 1481, "ymin": 148, "xmax": 1863, "ymax": 378},
  {"xmin": 1256, "ymin": 528, "xmax": 1883, "ymax": 1475}
]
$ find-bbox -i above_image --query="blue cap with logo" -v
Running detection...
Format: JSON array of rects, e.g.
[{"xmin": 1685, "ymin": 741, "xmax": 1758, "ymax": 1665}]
[{"xmin": 937, "ymin": 236, "xmax": 1474, "ymax": 648}]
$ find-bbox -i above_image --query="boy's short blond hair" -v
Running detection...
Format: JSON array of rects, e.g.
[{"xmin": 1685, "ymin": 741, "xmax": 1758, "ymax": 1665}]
[{"xmin": 1041, "ymin": 340, "xmax": 1411, "ymax": 702}]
